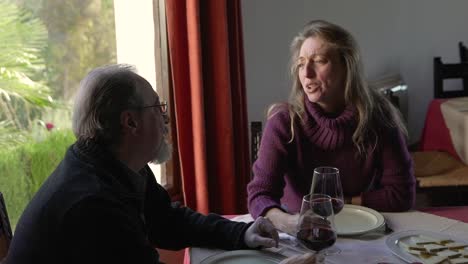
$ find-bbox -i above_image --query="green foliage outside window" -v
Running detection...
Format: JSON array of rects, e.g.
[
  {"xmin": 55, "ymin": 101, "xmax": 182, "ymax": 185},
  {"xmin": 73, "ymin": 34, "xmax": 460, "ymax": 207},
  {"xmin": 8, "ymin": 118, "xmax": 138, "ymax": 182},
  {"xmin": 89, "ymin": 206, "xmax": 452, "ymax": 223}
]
[
  {"xmin": 0, "ymin": 129, "xmax": 75, "ymax": 229},
  {"xmin": 0, "ymin": 0, "xmax": 116, "ymax": 229},
  {"xmin": 18, "ymin": 0, "xmax": 117, "ymax": 100},
  {"xmin": 0, "ymin": 1, "xmax": 54, "ymax": 143}
]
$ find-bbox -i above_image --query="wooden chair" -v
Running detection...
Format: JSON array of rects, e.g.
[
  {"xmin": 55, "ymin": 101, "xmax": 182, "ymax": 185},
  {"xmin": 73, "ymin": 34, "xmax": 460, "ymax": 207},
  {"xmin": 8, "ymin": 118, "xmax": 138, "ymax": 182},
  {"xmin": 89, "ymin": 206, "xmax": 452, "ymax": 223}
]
[
  {"xmin": 433, "ymin": 57, "xmax": 468, "ymax": 98},
  {"xmin": 0, "ymin": 192, "xmax": 13, "ymax": 262},
  {"xmin": 460, "ymin": 41, "xmax": 467, "ymax": 62},
  {"xmin": 460, "ymin": 42, "xmax": 468, "ymax": 89},
  {"xmin": 412, "ymin": 151, "xmax": 468, "ymax": 206},
  {"xmin": 415, "ymin": 47, "xmax": 468, "ymax": 205}
]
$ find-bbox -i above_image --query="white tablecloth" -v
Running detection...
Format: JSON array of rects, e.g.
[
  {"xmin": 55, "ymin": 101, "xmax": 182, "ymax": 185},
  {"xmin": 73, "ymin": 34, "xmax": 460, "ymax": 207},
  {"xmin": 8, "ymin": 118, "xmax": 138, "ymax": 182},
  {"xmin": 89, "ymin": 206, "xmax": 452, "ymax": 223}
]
[
  {"xmin": 189, "ymin": 211, "xmax": 468, "ymax": 264},
  {"xmin": 441, "ymin": 97, "xmax": 468, "ymax": 164}
]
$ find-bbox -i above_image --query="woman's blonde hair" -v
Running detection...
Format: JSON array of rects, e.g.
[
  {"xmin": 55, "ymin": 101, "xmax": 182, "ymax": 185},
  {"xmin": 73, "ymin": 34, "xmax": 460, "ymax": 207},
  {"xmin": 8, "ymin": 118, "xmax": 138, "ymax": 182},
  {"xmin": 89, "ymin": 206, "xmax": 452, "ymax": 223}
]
[{"xmin": 269, "ymin": 20, "xmax": 407, "ymax": 154}]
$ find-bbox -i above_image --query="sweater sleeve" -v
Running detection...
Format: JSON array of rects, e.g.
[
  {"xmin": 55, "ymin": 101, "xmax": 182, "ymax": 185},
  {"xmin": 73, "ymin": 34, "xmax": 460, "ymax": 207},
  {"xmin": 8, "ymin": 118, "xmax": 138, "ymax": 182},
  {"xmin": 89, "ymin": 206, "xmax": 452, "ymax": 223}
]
[
  {"xmin": 143, "ymin": 169, "xmax": 251, "ymax": 251},
  {"xmin": 247, "ymin": 109, "xmax": 293, "ymax": 218},
  {"xmin": 361, "ymin": 128, "xmax": 416, "ymax": 212}
]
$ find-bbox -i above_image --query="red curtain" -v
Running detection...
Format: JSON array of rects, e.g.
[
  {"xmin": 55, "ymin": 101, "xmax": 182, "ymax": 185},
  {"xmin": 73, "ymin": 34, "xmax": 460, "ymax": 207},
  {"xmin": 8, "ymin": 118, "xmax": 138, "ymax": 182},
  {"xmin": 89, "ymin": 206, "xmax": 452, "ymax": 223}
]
[{"xmin": 165, "ymin": 0, "xmax": 250, "ymax": 215}]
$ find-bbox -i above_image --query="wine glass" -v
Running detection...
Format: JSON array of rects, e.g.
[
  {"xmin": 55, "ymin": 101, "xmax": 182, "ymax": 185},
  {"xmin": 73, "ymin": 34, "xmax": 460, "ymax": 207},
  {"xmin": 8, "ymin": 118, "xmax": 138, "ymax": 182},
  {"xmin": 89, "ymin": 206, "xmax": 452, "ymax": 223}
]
[
  {"xmin": 296, "ymin": 194, "xmax": 337, "ymax": 256},
  {"xmin": 310, "ymin": 167, "xmax": 344, "ymax": 215}
]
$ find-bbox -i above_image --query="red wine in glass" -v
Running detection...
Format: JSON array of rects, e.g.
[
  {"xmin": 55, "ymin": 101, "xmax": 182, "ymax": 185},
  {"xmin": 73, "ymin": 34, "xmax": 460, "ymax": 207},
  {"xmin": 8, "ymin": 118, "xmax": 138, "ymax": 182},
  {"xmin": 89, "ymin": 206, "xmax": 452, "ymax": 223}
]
[
  {"xmin": 296, "ymin": 194, "xmax": 339, "ymax": 254},
  {"xmin": 297, "ymin": 226, "xmax": 337, "ymax": 251},
  {"xmin": 331, "ymin": 197, "xmax": 344, "ymax": 214},
  {"xmin": 311, "ymin": 166, "xmax": 344, "ymax": 215},
  {"xmin": 311, "ymin": 198, "xmax": 334, "ymax": 217}
]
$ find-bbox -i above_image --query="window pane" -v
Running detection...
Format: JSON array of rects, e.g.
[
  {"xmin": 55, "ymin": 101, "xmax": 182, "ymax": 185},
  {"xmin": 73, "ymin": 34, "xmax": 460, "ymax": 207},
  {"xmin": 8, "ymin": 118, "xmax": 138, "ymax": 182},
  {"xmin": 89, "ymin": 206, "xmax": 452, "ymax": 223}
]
[
  {"xmin": 114, "ymin": 0, "xmax": 170, "ymax": 185},
  {"xmin": 1, "ymin": 0, "xmax": 118, "ymax": 229},
  {"xmin": 2, "ymin": 0, "xmax": 176, "ymax": 230}
]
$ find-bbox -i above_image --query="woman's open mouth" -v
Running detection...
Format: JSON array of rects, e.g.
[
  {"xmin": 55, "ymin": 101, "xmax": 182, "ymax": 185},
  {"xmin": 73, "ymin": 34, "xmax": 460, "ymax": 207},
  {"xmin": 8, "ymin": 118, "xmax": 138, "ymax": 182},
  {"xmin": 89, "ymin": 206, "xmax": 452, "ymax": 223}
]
[{"xmin": 306, "ymin": 84, "xmax": 320, "ymax": 93}]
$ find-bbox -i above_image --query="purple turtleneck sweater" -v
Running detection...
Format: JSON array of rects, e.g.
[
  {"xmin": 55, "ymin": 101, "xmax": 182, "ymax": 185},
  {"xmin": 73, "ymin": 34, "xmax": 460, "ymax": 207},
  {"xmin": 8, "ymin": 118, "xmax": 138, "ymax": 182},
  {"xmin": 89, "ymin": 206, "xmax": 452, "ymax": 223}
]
[{"xmin": 247, "ymin": 101, "xmax": 415, "ymax": 218}]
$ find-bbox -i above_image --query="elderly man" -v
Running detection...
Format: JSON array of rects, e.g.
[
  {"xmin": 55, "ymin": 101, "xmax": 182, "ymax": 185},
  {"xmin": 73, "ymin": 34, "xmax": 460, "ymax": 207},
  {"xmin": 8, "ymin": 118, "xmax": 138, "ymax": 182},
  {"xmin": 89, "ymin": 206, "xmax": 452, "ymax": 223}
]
[{"xmin": 6, "ymin": 65, "xmax": 284, "ymax": 263}]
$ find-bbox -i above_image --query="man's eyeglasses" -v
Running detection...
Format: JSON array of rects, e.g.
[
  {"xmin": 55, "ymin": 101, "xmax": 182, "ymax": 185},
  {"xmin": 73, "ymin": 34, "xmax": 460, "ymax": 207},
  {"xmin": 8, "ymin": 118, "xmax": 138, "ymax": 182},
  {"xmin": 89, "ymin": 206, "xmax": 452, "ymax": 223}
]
[{"xmin": 138, "ymin": 101, "xmax": 168, "ymax": 114}]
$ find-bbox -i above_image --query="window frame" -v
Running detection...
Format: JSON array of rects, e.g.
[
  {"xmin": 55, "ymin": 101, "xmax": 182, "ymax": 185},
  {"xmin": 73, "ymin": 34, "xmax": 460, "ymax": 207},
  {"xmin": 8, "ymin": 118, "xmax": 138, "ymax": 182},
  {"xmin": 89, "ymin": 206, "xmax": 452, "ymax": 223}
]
[{"xmin": 152, "ymin": 0, "xmax": 182, "ymax": 201}]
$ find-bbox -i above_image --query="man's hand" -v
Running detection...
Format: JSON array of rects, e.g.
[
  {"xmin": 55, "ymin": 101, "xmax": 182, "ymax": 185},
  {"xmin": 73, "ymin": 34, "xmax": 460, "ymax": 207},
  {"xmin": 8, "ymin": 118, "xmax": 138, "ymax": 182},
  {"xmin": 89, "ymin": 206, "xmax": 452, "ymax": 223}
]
[
  {"xmin": 244, "ymin": 216, "xmax": 279, "ymax": 248},
  {"xmin": 279, "ymin": 253, "xmax": 323, "ymax": 264},
  {"xmin": 265, "ymin": 208, "xmax": 300, "ymax": 235}
]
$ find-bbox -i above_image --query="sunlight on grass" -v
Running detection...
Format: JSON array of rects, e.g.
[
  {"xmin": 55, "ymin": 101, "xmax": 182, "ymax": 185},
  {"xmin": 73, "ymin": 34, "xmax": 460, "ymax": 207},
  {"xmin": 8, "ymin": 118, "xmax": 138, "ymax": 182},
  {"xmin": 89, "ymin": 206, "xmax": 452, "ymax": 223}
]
[{"xmin": 0, "ymin": 129, "xmax": 75, "ymax": 230}]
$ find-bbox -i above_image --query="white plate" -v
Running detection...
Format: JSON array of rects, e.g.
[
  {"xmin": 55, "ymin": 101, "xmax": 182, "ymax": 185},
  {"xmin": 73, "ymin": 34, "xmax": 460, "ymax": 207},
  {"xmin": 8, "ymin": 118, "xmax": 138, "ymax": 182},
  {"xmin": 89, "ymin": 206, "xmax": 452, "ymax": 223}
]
[
  {"xmin": 199, "ymin": 250, "xmax": 284, "ymax": 264},
  {"xmin": 386, "ymin": 230, "xmax": 468, "ymax": 263},
  {"xmin": 334, "ymin": 204, "xmax": 385, "ymax": 236}
]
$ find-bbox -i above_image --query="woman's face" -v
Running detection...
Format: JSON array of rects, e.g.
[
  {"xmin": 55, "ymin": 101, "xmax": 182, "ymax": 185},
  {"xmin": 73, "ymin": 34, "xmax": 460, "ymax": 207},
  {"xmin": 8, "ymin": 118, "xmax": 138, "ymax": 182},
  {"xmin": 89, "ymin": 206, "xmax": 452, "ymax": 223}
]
[{"xmin": 297, "ymin": 36, "xmax": 346, "ymax": 113}]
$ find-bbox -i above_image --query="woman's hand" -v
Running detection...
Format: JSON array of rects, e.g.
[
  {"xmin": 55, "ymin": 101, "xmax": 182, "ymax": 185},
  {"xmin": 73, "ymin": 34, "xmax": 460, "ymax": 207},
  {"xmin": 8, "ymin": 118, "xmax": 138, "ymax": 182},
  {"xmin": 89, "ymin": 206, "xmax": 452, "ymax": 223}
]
[{"xmin": 265, "ymin": 208, "xmax": 300, "ymax": 235}]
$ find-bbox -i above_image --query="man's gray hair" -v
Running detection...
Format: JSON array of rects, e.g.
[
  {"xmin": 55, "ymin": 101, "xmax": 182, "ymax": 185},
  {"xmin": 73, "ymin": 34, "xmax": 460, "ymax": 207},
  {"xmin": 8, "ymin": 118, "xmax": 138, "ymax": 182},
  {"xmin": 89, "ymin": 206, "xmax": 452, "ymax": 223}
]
[{"xmin": 72, "ymin": 64, "xmax": 145, "ymax": 145}]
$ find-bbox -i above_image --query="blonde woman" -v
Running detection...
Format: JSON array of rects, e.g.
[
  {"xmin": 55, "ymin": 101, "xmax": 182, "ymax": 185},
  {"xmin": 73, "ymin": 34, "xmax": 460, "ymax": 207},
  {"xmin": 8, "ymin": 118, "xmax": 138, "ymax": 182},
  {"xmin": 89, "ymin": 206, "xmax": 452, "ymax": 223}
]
[{"xmin": 247, "ymin": 20, "xmax": 415, "ymax": 234}]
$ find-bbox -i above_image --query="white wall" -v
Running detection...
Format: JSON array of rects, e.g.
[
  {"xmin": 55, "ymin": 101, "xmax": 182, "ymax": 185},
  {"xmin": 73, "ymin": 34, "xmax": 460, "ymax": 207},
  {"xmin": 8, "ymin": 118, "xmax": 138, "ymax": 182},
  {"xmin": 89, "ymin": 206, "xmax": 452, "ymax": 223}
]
[
  {"xmin": 114, "ymin": 0, "xmax": 156, "ymax": 89},
  {"xmin": 242, "ymin": 0, "xmax": 468, "ymax": 143}
]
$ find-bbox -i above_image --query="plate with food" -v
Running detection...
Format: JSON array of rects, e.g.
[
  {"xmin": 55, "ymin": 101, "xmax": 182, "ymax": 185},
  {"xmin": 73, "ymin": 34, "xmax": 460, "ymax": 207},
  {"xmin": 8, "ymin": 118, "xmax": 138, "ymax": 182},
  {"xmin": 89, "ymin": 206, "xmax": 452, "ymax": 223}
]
[{"xmin": 386, "ymin": 230, "xmax": 468, "ymax": 264}]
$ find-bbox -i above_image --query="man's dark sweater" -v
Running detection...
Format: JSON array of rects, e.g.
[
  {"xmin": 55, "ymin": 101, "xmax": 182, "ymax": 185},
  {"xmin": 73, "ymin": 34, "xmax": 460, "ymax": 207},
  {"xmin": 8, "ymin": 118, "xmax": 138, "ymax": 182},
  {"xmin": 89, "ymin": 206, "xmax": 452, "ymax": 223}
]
[{"xmin": 6, "ymin": 140, "xmax": 250, "ymax": 264}]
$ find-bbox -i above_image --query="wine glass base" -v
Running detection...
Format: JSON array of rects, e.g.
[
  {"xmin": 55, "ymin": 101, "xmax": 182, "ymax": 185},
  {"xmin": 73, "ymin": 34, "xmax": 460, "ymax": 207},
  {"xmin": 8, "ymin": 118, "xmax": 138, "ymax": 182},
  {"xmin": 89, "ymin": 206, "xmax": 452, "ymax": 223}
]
[
  {"xmin": 321, "ymin": 245, "xmax": 341, "ymax": 256},
  {"xmin": 292, "ymin": 238, "xmax": 341, "ymax": 255}
]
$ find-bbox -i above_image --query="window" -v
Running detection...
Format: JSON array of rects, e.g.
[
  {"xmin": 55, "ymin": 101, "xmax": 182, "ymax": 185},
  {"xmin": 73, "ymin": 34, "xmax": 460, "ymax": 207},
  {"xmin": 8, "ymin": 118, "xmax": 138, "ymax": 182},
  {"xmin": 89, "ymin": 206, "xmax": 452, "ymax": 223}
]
[
  {"xmin": 114, "ymin": 0, "xmax": 179, "ymax": 196},
  {"xmin": 1, "ymin": 0, "xmax": 119, "ymax": 228},
  {"xmin": 2, "ymin": 0, "xmax": 178, "ymax": 229}
]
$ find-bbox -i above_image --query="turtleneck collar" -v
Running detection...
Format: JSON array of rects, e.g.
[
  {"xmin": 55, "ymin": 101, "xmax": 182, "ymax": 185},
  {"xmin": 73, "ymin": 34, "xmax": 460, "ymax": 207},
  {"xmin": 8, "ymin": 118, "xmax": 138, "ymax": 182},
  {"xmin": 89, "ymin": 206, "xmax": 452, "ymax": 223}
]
[{"xmin": 302, "ymin": 99, "xmax": 356, "ymax": 150}]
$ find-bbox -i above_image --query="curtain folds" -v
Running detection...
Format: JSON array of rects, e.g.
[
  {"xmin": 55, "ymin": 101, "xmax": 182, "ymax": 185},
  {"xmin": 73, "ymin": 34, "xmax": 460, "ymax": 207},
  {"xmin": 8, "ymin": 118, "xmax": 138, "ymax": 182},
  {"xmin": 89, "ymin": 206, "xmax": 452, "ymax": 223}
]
[{"xmin": 165, "ymin": 0, "xmax": 250, "ymax": 215}]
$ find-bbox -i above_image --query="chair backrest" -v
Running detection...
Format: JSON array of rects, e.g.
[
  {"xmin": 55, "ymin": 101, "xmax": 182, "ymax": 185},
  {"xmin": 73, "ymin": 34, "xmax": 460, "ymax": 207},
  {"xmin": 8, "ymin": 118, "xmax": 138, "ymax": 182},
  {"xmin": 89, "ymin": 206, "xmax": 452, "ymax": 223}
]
[
  {"xmin": 433, "ymin": 57, "xmax": 468, "ymax": 98},
  {"xmin": 460, "ymin": 42, "xmax": 468, "ymax": 90},
  {"xmin": 0, "ymin": 192, "xmax": 13, "ymax": 261},
  {"xmin": 460, "ymin": 41, "xmax": 467, "ymax": 62}
]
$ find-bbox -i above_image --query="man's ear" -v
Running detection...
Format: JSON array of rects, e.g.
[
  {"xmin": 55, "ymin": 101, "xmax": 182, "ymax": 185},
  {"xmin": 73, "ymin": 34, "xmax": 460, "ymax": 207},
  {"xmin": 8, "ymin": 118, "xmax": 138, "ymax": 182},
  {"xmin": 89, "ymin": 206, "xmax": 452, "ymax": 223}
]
[{"xmin": 120, "ymin": 110, "xmax": 139, "ymax": 134}]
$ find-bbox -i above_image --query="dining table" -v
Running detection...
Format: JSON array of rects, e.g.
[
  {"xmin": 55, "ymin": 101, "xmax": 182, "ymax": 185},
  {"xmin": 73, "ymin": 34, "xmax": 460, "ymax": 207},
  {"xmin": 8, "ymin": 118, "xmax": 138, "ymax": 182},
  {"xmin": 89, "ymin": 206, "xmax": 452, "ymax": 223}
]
[
  {"xmin": 420, "ymin": 97, "xmax": 468, "ymax": 164},
  {"xmin": 184, "ymin": 206, "xmax": 468, "ymax": 264}
]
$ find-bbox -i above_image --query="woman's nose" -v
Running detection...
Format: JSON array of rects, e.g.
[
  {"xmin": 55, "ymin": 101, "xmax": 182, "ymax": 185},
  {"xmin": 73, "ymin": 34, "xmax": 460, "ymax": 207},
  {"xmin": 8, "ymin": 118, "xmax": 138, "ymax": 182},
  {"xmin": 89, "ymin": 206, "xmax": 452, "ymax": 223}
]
[{"xmin": 305, "ymin": 63, "xmax": 316, "ymax": 78}]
